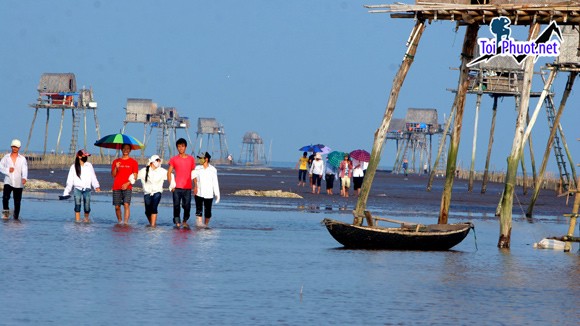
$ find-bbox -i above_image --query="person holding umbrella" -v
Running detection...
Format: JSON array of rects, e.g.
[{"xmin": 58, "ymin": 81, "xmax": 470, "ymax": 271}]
[
  {"xmin": 111, "ymin": 144, "xmax": 139, "ymax": 225},
  {"xmin": 61, "ymin": 149, "xmax": 101, "ymax": 223},
  {"xmin": 338, "ymin": 154, "xmax": 353, "ymax": 197}
]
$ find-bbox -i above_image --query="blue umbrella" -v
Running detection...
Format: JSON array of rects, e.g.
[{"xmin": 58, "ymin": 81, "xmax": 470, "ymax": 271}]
[{"xmin": 299, "ymin": 144, "xmax": 330, "ymax": 153}]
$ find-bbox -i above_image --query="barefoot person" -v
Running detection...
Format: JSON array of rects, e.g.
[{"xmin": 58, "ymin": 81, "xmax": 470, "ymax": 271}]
[
  {"xmin": 295, "ymin": 152, "xmax": 308, "ymax": 187},
  {"xmin": 62, "ymin": 149, "xmax": 101, "ymax": 222},
  {"xmin": 339, "ymin": 154, "xmax": 353, "ymax": 197},
  {"xmin": 167, "ymin": 138, "xmax": 195, "ymax": 228},
  {"xmin": 111, "ymin": 144, "xmax": 139, "ymax": 224},
  {"xmin": 192, "ymin": 152, "xmax": 220, "ymax": 227},
  {"xmin": 0, "ymin": 139, "xmax": 27, "ymax": 220},
  {"xmin": 130, "ymin": 155, "xmax": 169, "ymax": 227}
]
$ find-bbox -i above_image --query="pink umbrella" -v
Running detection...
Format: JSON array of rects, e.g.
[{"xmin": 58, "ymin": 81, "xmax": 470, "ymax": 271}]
[{"xmin": 350, "ymin": 149, "xmax": 370, "ymax": 162}]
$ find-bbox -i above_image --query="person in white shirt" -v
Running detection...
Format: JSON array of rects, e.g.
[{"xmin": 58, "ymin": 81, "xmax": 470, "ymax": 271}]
[
  {"xmin": 130, "ymin": 155, "xmax": 170, "ymax": 228},
  {"xmin": 0, "ymin": 139, "xmax": 28, "ymax": 220},
  {"xmin": 309, "ymin": 153, "xmax": 325, "ymax": 194},
  {"xmin": 62, "ymin": 149, "xmax": 101, "ymax": 223},
  {"xmin": 192, "ymin": 152, "xmax": 220, "ymax": 228}
]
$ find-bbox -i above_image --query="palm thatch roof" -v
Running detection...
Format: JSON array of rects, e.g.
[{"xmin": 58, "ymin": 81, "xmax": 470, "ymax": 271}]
[{"xmin": 38, "ymin": 73, "xmax": 76, "ymax": 93}]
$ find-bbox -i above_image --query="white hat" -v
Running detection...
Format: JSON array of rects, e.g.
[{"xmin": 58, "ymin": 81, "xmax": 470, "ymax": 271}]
[
  {"xmin": 10, "ymin": 139, "xmax": 21, "ymax": 148},
  {"xmin": 148, "ymin": 155, "xmax": 161, "ymax": 164},
  {"xmin": 315, "ymin": 153, "xmax": 322, "ymax": 159}
]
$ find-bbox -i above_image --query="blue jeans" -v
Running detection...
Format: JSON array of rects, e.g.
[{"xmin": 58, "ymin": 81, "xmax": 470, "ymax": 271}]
[
  {"xmin": 172, "ymin": 188, "xmax": 191, "ymax": 224},
  {"xmin": 144, "ymin": 192, "xmax": 162, "ymax": 218},
  {"xmin": 73, "ymin": 188, "xmax": 91, "ymax": 213}
]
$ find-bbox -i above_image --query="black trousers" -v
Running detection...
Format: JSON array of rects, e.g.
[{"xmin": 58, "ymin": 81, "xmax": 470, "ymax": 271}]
[
  {"xmin": 3, "ymin": 184, "xmax": 23, "ymax": 219},
  {"xmin": 194, "ymin": 195, "xmax": 214, "ymax": 219}
]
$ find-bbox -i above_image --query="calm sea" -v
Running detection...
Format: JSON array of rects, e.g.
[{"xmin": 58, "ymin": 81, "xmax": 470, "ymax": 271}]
[{"xmin": 0, "ymin": 191, "xmax": 578, "ymax": 325}]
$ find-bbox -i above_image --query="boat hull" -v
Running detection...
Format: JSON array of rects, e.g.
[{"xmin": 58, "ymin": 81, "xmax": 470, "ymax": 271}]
[{"xmin": 322, "ymin": 218, "xmax": 472, "ymax": 250}]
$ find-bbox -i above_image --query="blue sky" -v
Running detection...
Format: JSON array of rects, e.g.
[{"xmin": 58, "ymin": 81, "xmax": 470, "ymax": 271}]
[{"xmin": 1, "ymin": 0, "xmax": 577, "ymax": 174}]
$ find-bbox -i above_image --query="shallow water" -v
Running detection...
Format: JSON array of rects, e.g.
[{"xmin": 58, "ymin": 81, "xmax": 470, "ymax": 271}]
[{"xmin": 1, "ymin": 193, "xmax": 579, "ymax": 325}]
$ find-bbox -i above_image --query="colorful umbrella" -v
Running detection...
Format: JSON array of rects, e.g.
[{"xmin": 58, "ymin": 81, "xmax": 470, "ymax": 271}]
[
  {"xmin": 327, "ymin": 151, "xmax": 346, "ymax": 168},
  {"xmin": 94, "ymin": 133, "xmax": 144, "ymax": 150},
  {"xmin": 350, "ymin": 149, "xmax": 371, "ymax": 162}
]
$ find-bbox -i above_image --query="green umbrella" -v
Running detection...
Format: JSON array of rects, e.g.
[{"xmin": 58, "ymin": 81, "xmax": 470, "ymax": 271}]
[{"xmin": 327, "ymin": 151, "xmax": 346, "ymax": 168}]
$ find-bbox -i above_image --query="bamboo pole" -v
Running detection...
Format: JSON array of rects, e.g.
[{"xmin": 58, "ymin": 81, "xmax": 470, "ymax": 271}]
[
  {"xmin": 527, "ymin": 110, "xmax": 538, "ymax": 195},
  {"xmin": 24, "ymin": 108, "xmax": 39, "ymax": 154},
  {"xmin": 83, "ymin": 108, "xmax": 87, "ymax": 150},
  {"xmin": 468, "ymin": 91, "xmax": 482, "ymax": 192},
  {"xmin": 438, "ymin": 23, "xmax": 479, "ymax": 225},
  {"xmin": 527, "ymin": 70, "xmax": 576, "ymax": 217},
  {"xmin": 481, "ymin": 95, "xmax": 498, "ymax": 194},
  {"xmin": 56, "ymin": 109, "xmax": 65, "ymax": 154},
  {"xmin": 520, "ymin": 137, "xmax": 527, "ymax": 196},
  {"xmin": 563, "ymin": 186, "xmax": 580, "ymax": 252},
  {"xmin": 43, "ymin": 109, "xmax": 50, "ymax": 156},
  {"xmin": 353, "ymin": 19, "xmax": 426, "ymax": 225},
  {"xmin": 93, "ymin": 107, "xmax": 103, "ymax": 157},
  {"xmin": 498, "ymin": 22, "xmax": 540, "ymax": 249},
  {"xmin": 427, "ymin": 108, "xmax": 455, "ymax": 191}
]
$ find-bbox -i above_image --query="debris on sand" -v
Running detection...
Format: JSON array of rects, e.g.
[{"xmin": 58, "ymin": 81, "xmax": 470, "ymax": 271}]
[
  {"xmin": 1, "ymin": 179, "xmax": 63, "ymax": 190},
  {"xmin": 232, "ymin": 189, "xmax": 302, "ymax": 198}
]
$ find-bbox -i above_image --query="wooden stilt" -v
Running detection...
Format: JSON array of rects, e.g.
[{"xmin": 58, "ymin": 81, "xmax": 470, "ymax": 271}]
[
  {"xmin": 83, "ymin": 108, "xmax": 87, "ymax": 149},
  {"xmin": 353, "ymin": 19, "xmax": 426, "ymax": 225},
  {"xmin": 563, "ymin": 187, "xmax": 580, "ymax": 252},
  {"xmin": 527, "ymin": 70, "xmax": 576, "ymax": 217},
  {"xmin": 56, "ymin": 109, "xmax": 65, "ymax": 154},
  {"xmin": 481, "ymin": 95, "xmax": 498, "ymax": 194},
  {"xmin": 438, "ymin": 23, "xmax": 479, "ymax": 225},
  {"xmin": 498, "ymin": 23, "xmax": 540, "ymax": 249},
  {"xmin": 427, "ymin": 107, "xmax": 455, "ymax": 191},
  {"xmin": 93, "ymin": 108, "xmax": 103, "ymax": 157},
  {"xmin": 527, "ymin": 109, "xmax": 538, "ymax": 195},
  {"xmin": 520, "ymin": 136, "xmax": 527, "ymax": 196},
  {"xmin": 43, "ymin": 109, "xmax": 50, "ymax": 156},
  {"xmin": 468, "ymin": 91, "xmax": 482, "ymax": 192},
  {"xmin": 24, "ymin": 108, "xmax": 39, "ymax": 154}
]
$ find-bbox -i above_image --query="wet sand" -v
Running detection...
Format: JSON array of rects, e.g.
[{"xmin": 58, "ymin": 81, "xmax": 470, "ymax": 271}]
[{"xmin": 27, "ymin": 164, "xmax": 572, "ymax": 221}]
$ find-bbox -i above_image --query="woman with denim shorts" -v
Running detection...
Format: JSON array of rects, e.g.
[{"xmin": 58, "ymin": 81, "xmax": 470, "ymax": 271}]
[
  {"xmin": 130, "ymin": 155, "xmax": 170, "ymax": 227},
  {"xmin": 62, "ymin": 149, "xmax": 101, "ymax": 223}
]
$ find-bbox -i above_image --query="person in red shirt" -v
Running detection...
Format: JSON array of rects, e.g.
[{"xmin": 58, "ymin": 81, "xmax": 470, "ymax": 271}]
[
  {"xmin": 111, "ymin": 144, "xmax": 139, "ymax": 224},
  {"xmin": 167, "ymin": 138, "xmax": 196, "ymax": 228}
]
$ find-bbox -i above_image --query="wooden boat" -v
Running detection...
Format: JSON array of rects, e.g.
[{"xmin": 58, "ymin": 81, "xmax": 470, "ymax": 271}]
[{"xmin": 322, "ymin": 217, "xmax": 473, "ymax": 251}]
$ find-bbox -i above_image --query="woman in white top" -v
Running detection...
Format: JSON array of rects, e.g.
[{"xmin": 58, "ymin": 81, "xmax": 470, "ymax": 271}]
[
  {"xmin": 62, "ymin": 149, "xmax": 101, "ymax": 223},
  {"xmin": 130, "ymin": 155, "xmax": 169, "ymax": 227},
  {"xmin": 309, "ymin": 153, "xmax": 326, "ymax": 194}
]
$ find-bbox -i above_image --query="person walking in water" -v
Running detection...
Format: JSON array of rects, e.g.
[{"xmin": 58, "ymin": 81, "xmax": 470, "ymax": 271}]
[
  {"xmin": 130, "ymin": 155, "xmax": 169, "ymax": 228},
  {"xmin": 111, "ymin": 144, "xmax": 139, "ymax": 224},
  {"xmin": 295, "ymin": 152, "xmax": 309, "ymax": 187},
  {"xmin": 0, "ymin": 139, "xmax": 27, "ymax": 220},
  {"xmin": 192, "ymin": 152, "xmax": 220, "ymax": 228},
  {"xmin": 167, "ymin": 138, "xmax": 195, "ymax": 228},
  {"xmin": 338, "ymin": 154, "xmax": 353, "ymax": 197},
  {"xmin": 309, "ymin": 153, "xmax": 325, "ymax": 194},
  {"xmin": 62, "ymin": 149, "xmax": 101, "ymax": 223},
  {"xmin": 402, "ymin": 158, "xmax": 409, "ymax": 177}
]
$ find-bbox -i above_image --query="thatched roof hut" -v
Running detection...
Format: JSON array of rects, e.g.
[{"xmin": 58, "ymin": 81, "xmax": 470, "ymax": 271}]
[
  {"xmin": 243, "ymin": 131, "xmax": 263, "ymax": 144},
  {"xmin": 404, "ymin": 108, "xmax": 440, "ymax": 134}
]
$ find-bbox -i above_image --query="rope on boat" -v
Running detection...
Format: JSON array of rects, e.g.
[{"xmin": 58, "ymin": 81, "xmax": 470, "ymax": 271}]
[{"xmin": 470, "ymin": 223, "xmax": 478, "ymax": 251}]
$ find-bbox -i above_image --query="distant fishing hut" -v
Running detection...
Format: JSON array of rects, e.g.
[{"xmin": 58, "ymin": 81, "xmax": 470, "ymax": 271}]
[
  {"xmin": 390, "ymin": 108, "xmax": 442, "ymax": 175},
  {"xmin": 354, "ymin": 1, "xmax": 580, "ymax": 248},
  {"xmin": 122, "ymin": 98, "xmax": 192, "ymax": 159},
  {"xmin": 239, "ymin": 131, "xmax": 268, "ymax": 166},
  {"xmin": 195, "ymin": 118, "xmax": 229, "ymax": 163},
  {"xmin": 27, "ymin": 73, "xmax": 101, "ymax": 157}
]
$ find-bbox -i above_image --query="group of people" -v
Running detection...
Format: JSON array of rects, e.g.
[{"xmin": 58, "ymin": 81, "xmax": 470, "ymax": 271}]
[
  {"xmin": 0, "ymin": 138, "xmax": 220, "ymax": 229},
  {"xmin": 296, "ymin": 151, "xmax": 367, "ymax": 197}
]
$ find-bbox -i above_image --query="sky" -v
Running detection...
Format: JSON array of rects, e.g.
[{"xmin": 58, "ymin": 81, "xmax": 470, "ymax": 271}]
[{"xmin": 1, "ymin": 0, "xmax": 578, "ymax": 174}]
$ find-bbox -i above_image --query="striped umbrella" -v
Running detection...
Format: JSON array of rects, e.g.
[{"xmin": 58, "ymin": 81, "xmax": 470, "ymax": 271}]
[{"xmin": 94, "ymin": 133, "xmax": 144, "ymax": 150}]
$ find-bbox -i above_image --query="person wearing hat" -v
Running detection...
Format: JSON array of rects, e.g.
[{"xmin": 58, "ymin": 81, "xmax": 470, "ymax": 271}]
[
  {"xmin": 61, "ymin": 149, "xmax": 101, "ymax": 223},
  {"xmin": 309, "ymin": 152, "xmax": 325, "ymax": 194},
  {"xmin": 0, "ymin": 139, "xmax": 28, "ymax": 220},
  {"xmin": 130, "ymin": 154, "xmax": 171, "ymax": 227},
  {"xmin": 191, "ymin": 152, "xmax": 220, "ymax": 228}
]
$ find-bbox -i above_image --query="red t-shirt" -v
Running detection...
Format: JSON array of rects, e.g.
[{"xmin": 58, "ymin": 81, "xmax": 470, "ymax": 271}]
[
  {"xmin": 111, "ymin": 157, "xmax": 139, "ymax": 190},
  {"xmin": 169, "ymin": 154, "xmax": 195, "ymax": 189}
]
